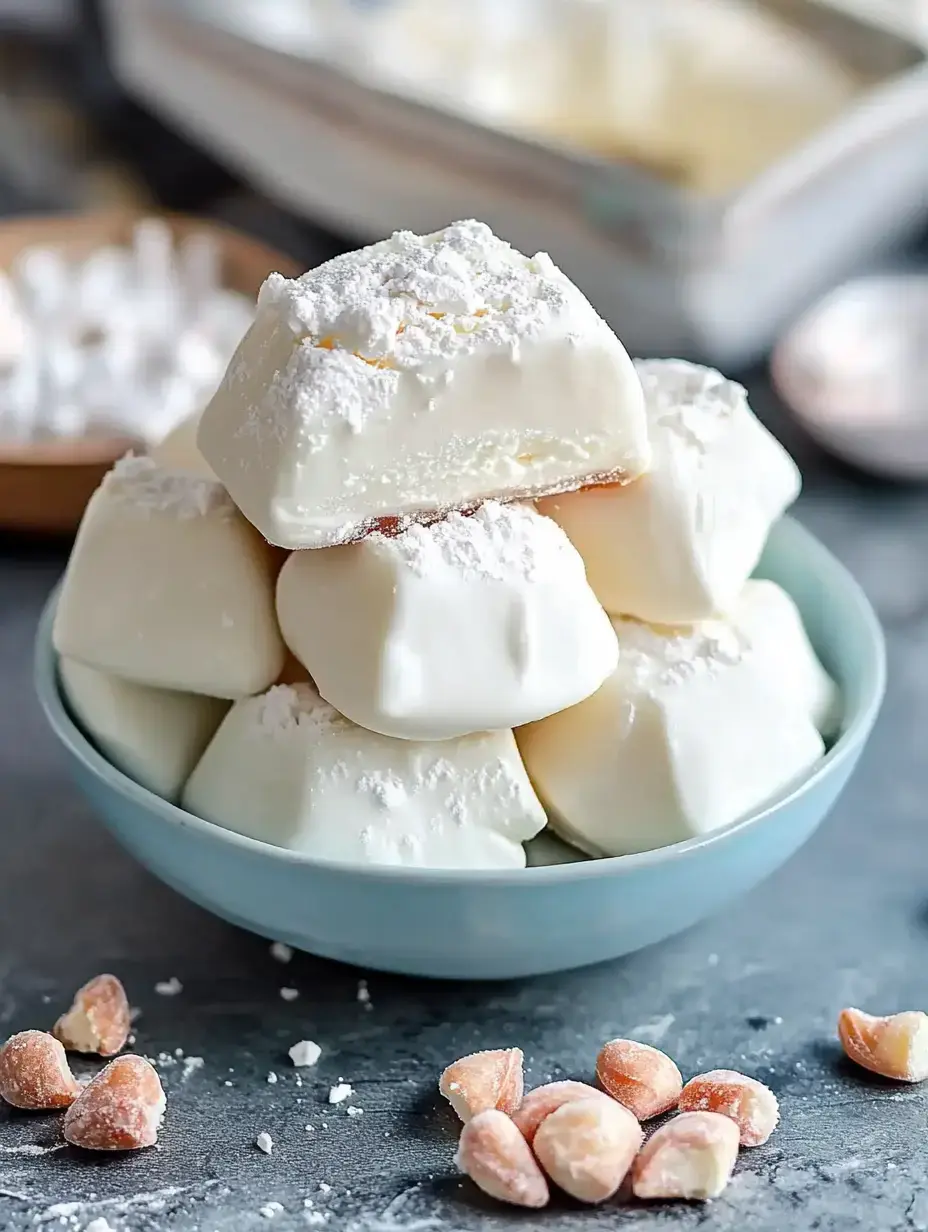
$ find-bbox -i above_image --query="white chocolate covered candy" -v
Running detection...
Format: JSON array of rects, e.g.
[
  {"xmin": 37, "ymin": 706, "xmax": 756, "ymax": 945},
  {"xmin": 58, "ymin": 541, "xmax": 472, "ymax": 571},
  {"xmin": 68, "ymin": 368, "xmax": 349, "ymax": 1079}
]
[
  {"xmin": 59, "ymin": 657, "xmax": 228, "ymax": 801},
  {"xmin": 537, "ymin": 359, "xmax": 801, "ymax": 623},
  {"xmin": 275, "ymin": 502, "xmax": 618, "ymax": 741},
  {"xmin": 516, "ymin": 613, "xmax": 824, "ymax": 857},
  {"xmin": 198, "ymin": 221, "xmax": 649, "ymax": 548},
  {"xmin": 150, "ymin": 412, "xmax": 215, "ymax": 478},
  {"xmin": 733, "ymin": 580, "xmax": 840, "ymax": 737},
  {"xmin": 182, "ymin": 683, "xmax": 546, "ymax": 868},
  {"xmin": 53, "ymin": 457, "xmax": 285, "ymax": 699}
]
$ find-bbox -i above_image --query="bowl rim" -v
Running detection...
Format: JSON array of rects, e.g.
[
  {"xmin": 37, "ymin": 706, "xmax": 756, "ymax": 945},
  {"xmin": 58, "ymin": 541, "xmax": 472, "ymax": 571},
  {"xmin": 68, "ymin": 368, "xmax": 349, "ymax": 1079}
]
[{"xmin": 36, "ymin": 515, "xmax": 886, "ymax": 887}]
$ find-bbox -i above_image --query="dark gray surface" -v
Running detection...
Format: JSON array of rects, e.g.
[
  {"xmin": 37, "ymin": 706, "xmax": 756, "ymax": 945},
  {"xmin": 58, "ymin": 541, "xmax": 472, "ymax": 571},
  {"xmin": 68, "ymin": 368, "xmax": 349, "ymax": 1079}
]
[{"xmin": 2, "ymin": 438, "xmax": 928, "ymax": 1231}]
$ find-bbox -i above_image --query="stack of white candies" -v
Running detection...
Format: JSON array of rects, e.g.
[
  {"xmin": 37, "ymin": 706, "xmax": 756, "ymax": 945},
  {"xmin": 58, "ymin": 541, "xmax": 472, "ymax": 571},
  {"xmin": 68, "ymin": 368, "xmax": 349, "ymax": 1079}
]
[
  {"xmin": 0, "ymin": 220, "xmax": 253, "ymax": 447},
  {"xmin": 52, "ymin": 221, "xmax": 838, "ymax": 870}
]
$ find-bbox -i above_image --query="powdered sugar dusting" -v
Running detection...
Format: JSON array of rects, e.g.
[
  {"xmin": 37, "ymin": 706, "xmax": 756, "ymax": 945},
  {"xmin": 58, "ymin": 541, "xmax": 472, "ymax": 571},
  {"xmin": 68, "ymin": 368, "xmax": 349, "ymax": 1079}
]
[
  {"xmin": 262, "ymin": 221, "xmax": 570, "ymax": 369},
  {"xmin": 614, "ymin": 614, "xmax": 748, "ymax": 693},
  {"xmin": 104, "ymin": 455, "xmax": 233, "ymax": 519},
  {"xmin": 367, "ymin": 501, "xmax": 583, "ymax": 583},
  {"xmin": 635, "ymin": 358, "xmax": 747, "ymax": 452},
  {"xmin": 252, "ymin": 683, "xmax": 353, "ymax": 738}
]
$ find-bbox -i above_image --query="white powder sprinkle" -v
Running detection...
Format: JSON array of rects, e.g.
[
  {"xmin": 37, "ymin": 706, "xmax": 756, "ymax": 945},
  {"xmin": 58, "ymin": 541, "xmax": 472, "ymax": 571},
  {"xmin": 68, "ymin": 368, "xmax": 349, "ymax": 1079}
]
[
  {"xmin": 256, "ymin": 1131, "xmax": 274, "ymax": 1154},
  {"xmin": 304, "ymin": 1212, "xmax": 329, "ymax": 1226},
  {"xmin": 260, "ymin": 1202, "xmax": 284, "ymax": 1219},
  {"xmin": 154, "ymin": 976, "xmax": 183, "ymax": 996},
  {"xmin": 106, "ymin": 455, "xmax": 233, "ymax": 520},
  {"xmin": 267, "ymin": 1072, "xmax": 278, "ymax": 1085},
  {"xmin": 318, "ymin": 1182, "xmax": 332, "ymax": 1194},
  {"xmin": 367, "ymin": 501, "xmax": 581, "ymax": 584},
  {"xmin": 356, "ymin": 980, "xmax": 371, "ymax": 1005},
  {"xmin": 181, "ymin": 1056, "xmax": 204, "ymax": 1082},
  {"xmin": 0, "ymin": 1143, "xmax": 63, "ymax": 1156},
  {"xmin": 346, "ymin": 1106, "xmax": 364, "ymax": 1118},
  {"xmin": 356, "ymin": 774, "xmax": 407, "ymax": 809},
  {"xmin": 613, "ymin": 615, "xmax": 747, "ymax": 693},
  {"xmin": 280, "ymin": 987, "xmax": 300, "ymax": 1002},
  {"xmin": 328, "ymin": 1083, "xmax": 352, "ymax": 1105},
  {"xmin": 290, "ymin": 1040, "xmax": 322, "ymax": 1068},
  {"xmin": 85, "ymin": 1220, "xmax": 116, "ymax": 1232},
  {"xmin": 270, "ymin": 942, "xmax": 293, "ymax": 963},
  {"xmin": 634, "ymin": 357, "xmax": 747, "ymax": 452},
  {"xmin": 252, "ymin": 683, "xmax": 352, "ymax": 739}
]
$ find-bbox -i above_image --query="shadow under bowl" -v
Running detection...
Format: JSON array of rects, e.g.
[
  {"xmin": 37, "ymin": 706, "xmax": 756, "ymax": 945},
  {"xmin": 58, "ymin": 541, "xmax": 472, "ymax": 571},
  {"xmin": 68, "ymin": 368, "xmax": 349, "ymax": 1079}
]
[{"xmin": 35, "ymin": 516, "xmax": 885, "ymax": 979}]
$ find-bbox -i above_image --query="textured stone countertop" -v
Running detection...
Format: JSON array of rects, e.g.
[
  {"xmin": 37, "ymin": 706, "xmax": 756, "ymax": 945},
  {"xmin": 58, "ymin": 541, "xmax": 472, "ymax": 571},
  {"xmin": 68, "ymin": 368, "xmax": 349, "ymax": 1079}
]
[{"xmin": 1, "ymin": 397, "xmax": 926, "ymax": 1232}]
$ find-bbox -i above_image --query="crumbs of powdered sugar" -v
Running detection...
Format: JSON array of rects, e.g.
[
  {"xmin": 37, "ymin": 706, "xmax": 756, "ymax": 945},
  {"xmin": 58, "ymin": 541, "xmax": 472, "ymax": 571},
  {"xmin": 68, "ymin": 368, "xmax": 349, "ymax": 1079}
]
[
  {"xmin": 252, "ymin": 683, "xmax": 353, "ymax": 739},
  {"xmin": 290, "ymin": 1040, "xmax": 322, "ymax": 1068},
  {"xmin": 256, "ymin": 1131, "xmax": 273, "ymax": 1154},
  {"xmin": 366, "ymin": 501, "xmax": 581, "ymax": 583},
  {"xmin": 154, "ymin": 976, "xmax": 183, "ymax": 996},
  {"xmin": 634, "ymin": 357, "xmax": 748, "ymax": 452},
  {"xmin": 270, "ymin": 941, "xmax": 293, "ymax": 963},
  {"xmin": 106, "ymin": 455, "xmax": 233, "ymax": 519}
]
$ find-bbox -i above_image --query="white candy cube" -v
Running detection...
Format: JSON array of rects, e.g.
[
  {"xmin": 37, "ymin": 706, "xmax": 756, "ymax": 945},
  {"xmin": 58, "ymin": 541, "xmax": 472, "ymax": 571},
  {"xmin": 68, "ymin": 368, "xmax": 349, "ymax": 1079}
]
[
  {"xmin": 517, "ymin": 613, "xmax": 824, "ymax": 857},
  {"xmin": 538, "ymin": 359, "xmax": 801, "ymax": 623},
  {"xmin": 53, "ymin": 457, "xmax": 285, "ymax": 699},
  {"xmin": 182, "ymin": 683, "xmax": 546, "ymax": 869},
  {"xmin": 275, "ymin": 502, "xmax": 619, "ymax": 741},
  {"xmin": 198, "ymin": 221, "xmax": 649, "ymax": 548},
  {"xmin": 59, "ymin": 657, "xmax": 228, "ymax": 801},
  {"xmin": 734, "ymin": 580, "xmax": 839, "ymax": 737}
]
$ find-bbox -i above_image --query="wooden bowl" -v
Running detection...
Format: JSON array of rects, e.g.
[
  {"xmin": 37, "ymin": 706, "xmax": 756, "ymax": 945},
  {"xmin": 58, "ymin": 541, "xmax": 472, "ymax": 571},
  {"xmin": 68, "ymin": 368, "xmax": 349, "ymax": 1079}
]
[{"xmin": 0, "ymin": 210, "xmax": 301, "ymax": 533}]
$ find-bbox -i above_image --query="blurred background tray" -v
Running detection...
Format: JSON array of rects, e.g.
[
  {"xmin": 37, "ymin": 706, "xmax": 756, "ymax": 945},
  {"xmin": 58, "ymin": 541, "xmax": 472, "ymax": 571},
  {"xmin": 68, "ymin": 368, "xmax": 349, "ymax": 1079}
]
[
  {"xmin": 101, "ymin": 0, "xmax": 928, "ymax": 367},
  {"xmin": 0, "ymin": 208, "xmax": 298, "ymax": 532}
]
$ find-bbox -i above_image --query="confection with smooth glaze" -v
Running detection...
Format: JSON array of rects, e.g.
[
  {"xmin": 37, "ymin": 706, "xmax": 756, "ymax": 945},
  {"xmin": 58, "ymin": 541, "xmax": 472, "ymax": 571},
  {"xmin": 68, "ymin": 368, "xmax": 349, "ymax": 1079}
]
[
  {"xmin": 59, "ymin": 657, "xmax": 228, "ymax": 801},
  {"xmin": 183, "ymin": 682, "xmax": 546, "ymax": 868},
  {"xmin": 538, "ymin": 359, "xmax": 800, "ymax": 623},
  {"xmin": 197, "ymin": 221, "xmax": 650, "ymax": 548},
  {"xmin": 275, "ymin": 501, "xmax": 618, "ymax": 740},
  {"xmin": 53, "ymin": 456, "xmax": 285, "ymax": 698}
]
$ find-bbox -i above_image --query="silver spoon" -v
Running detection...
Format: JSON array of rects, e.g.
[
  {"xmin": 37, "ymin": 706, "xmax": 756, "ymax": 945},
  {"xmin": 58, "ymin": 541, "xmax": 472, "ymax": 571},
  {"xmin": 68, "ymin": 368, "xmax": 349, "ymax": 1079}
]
[{"xmin": 772, "ymin": 271, "xmax": 928, "ymax": 479}]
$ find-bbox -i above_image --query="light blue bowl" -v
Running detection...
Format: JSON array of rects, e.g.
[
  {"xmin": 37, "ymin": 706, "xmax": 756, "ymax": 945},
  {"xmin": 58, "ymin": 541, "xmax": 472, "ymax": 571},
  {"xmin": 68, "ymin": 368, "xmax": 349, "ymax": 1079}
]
[{"xmin": 35, "ymin": 517, "xmax": 885, "ymax": 980}]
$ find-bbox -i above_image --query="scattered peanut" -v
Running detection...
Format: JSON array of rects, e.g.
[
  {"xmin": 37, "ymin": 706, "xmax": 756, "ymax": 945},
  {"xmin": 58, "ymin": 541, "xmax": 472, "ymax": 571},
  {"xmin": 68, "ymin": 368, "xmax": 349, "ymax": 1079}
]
[
  {"xmin": 439, "ymin": 1048, "xmax": 523, "ymax": 1123},
  {"xmin": 63, "ymin": 1055, "xmax": 166, "ymax": 1150},
  {"xmin": 511, "ymin": 1080, "xmax": 610, "ymax": 1144},
  {"xmin": 0, "ymin": 1030, "xmax": 80, "ymax": 1110},
  {"xmin": 53, "ymin": 974, "xmax": 131, "ymax": 1057},
  {"xmin": 632, "ymin": 1111, "xmax": 740, "ymax": 1201},
  {"xmin": 596, "ymin": 1038, "xmax": 683, "ymax": 1120},
  {"xmin": 454, "ymin": 1108, "xmax": 549, "ymax": 1208},
  {"xmin": 678, "ymin": 1069, "xmax": 779, "ymax": 1147},
  {"xmin": 838, "ymin": 1007, "xmax": 928, "ymax": 1083},
  {"xmin": 533, "ymin": 1096, "xmax": 643, "ymax": 1204}
]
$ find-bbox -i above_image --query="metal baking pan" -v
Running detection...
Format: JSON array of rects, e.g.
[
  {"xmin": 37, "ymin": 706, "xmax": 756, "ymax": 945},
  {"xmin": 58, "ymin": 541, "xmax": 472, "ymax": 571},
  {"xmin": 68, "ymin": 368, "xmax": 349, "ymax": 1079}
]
[{"xmin": 103, "ymin": 0, "xmax": 928, "ymax": 367}]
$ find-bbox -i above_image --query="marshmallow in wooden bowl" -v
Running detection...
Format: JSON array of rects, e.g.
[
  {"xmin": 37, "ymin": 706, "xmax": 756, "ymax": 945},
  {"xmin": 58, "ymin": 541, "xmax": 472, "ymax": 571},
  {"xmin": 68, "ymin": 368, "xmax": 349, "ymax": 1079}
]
[
  {"xmin": 59, "ymin": 657, "xmax": 228, "ymax": 802},
  {"xmin": 516, "ymin": 611, "xmax": 826, "ymax": 857},
  {"xmin": 182, "ymin": 682, "xmax": 546, "ymax": 868},
  {"xmin": 537, "ymin": 360, "xmax": 801, "ymax": 624},
  {"xmin": 197, "ymin": 220, "xmax": 650, "ymax": 549},
  {"xmin": 53, "ymin": 457, "xmax": 285, "ymax": 699},
  {"xmin": 275, "ymin": 501, "xmax": 618, "ymax": 741}
]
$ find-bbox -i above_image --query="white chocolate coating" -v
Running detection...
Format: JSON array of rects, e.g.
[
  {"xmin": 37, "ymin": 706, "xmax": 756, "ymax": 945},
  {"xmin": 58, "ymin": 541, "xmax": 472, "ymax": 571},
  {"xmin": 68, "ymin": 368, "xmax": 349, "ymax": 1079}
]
[
  {"xmin": 59, "ymin": 657, "xmax": 228, "ymax": 801},
  {"xmin": 197, "ymin": 221, "xmax": 649, "ymax": 548},
  {"xmin": 53, "ymin": 457, "xmax": 285, "ymax": 699},
  {"xmin": 538, "ymin": 359, "xmax": 801, "ymax": 623},
  {"xmin": 275, "ymin": 502, "xmax": 618, "ymax": 741},
  {"xmin": 182, "ymin": 682, "xmax": 546, "ymax": 868},
  {"xmin": 517, "ymin": 611, "xmax": 824, "ymax": 856},
  {"xmin": 733, "ymin": 580, "xmax": 840, "ymax": 737},
  {"xmin": 150, "ymin": 412, "xmax": 215, "ymax": 478}
]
